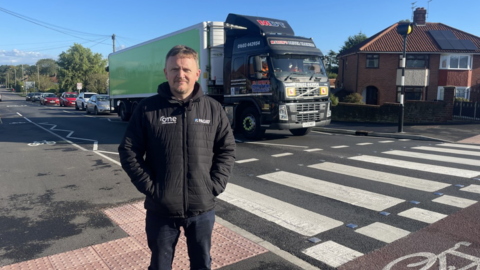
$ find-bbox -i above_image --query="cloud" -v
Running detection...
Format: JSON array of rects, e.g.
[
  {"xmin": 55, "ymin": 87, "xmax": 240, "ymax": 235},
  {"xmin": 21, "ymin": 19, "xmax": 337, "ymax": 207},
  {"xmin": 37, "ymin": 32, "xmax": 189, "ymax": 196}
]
[
  {"xmin": 116, "ymin": 44, "xmax": 126, "ymax": 51},
  {"xmin": 0, "ymin": 49, "xmax": 57, "ymax": 65}
]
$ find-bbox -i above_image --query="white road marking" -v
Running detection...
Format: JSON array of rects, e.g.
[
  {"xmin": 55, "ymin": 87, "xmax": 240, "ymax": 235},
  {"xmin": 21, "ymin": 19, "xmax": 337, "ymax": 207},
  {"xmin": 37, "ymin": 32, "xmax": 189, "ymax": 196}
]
[
  {"xmin": 384, "ymin": 150, "xmax": 480, "ymax": 167},
  {"xmin": 432, "ymin": 195, "xmax": 477, "ymax": 208},
  {"xmin": 16, "ymin": 112, "xmax": 23, "ymax": 116},
  {"xmin": 272, "ymin": 153, "xmax": 293, "ymax": 157},
  {"xmin": 246, "ymin": 142, "xmax": 308, "ymax": 148},
  {"xmin": 257, "ymin": 171, "xmax": 404, "ymax": 211},
  {"xmin": 331, "ymin": 145, "xmax": 349, "ymax": 149},
  {"xmin": 235, "ymin": 158, "xmax": 258, "ymax": 163},
  {"xmin": 356, "ymin": 142, "xmax": 373, "ymax": 146},
  {"xmin": 302, "ymin": 241, "xmax": 363, "ymax": 268},
  {"xmin": 461, "ymin": 185, "xmax": 480, "ymax": 194},
  {"xmin": 311, "ymin": 131, "xmax": 333, "ymax": 135},
  {"xmin": 355, "ymin": 222, "xmax": 410, "ymax": 243},
  {"xmin": 412, "ymin": 146, "xmax": 480, "ymax": 157},
  {"xmin": 304, "ymin": 148, "xmax": 322, "ymax": 152},
  {"xmin": 378, "ymin": 140, "xmax": 394, "ymax": 143},
  {"xmin": 437, "ymin": 143, "xmax": 480, "ymax": 151},
  {"xmin": 310, "ymin": 162, "xmax": 450, "ymax": 192},
  {"xmin": 95, "ymin": 150, "xmax": 119, "ymax": 155},
  {"xmin": 349, "ymin": 155, "xmax": 480, "ymax": 178},
  {"xmin": 398, "ymin": 207, "xmax": 447, "ymax": 224},
  {"xmin": 218, "ymin": 184, "xmax": 343, "ymax": 236},
  {"xmin": 399, "ymin": 139, "xmax": 411, "ymax": 141}
]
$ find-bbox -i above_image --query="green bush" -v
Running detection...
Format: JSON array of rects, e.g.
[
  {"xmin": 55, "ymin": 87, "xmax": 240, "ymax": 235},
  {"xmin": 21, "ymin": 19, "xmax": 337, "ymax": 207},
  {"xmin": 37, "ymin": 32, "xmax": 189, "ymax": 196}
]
[
  {"xmin": 455, "ymin": 97, "xmax": 469, "ymax": 102},
  {"xmin": 343, "ymin": 93, "xmax": 364, "ymax": 104},
  {"xmin": 327, "ymin": 72, "xmax": 337, "ymax": 79},
  {"xmin": 330, "ymin": 94, "xmax": 339, "ymax": 106}
]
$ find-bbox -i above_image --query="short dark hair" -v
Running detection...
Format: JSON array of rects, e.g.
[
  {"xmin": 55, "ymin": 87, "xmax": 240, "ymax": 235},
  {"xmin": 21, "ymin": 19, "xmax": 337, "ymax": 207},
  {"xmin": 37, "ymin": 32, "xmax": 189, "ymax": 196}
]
[{"xmin": 165, "ymin": 45, "xmax": 199, "ymax": 68}]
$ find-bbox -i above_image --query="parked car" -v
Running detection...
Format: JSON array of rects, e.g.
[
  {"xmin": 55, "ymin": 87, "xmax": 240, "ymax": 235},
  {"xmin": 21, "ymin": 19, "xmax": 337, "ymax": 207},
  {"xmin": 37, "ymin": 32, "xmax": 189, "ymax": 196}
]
[
  {"xmin": 40, "ymin": 93, "xmax": 60, "ymax": 106},
  {"xmin": 60, "ymin": 92, "xmax": 77, "ymax": 107},
  {"xmin": 75, "ymin": 92, "xmax": 96, "ymax": 111},
  {"xmin": 26, "ymin": 93, "xmax": 34, "ymax": 101},
  {"xmin": 86, "ymin": 94, "xmax": 111, "ymax": 115},
  {"xmin": 32, "ymin": 92, "xmax": 42, "ymax": 102},
  {"xmin": 0, "ymin": 93, "xmax": 2, "ymax": 101}
]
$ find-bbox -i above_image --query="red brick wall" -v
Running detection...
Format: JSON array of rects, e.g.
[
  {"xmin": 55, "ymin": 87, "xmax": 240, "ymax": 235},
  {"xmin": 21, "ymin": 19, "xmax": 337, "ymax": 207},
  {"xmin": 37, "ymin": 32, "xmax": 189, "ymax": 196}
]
[
  {"xmin": 438, "ymin": 70, "xmax": 470, "ymax": 86},
  {"xmin": 357, "ymin": 54, "xmax": 399, "ymax": 104},
  {"xmin": 471, "ymin": 55, "xmax": 480, "ymax": 102},
  {"xmin": 427, "ymin": 55, "xmax": 440, "ymax": 101}
]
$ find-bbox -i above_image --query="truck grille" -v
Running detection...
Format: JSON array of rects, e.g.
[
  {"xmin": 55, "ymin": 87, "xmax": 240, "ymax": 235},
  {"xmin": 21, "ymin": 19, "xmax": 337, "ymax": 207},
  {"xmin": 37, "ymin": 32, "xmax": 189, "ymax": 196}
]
[
  {"xmin": 295, "ymin": 87, "xmax": 319, "ymax": 97},
  {"xmin": 295, "ymin": 103, "xmax": 326, "ymax": 123}
]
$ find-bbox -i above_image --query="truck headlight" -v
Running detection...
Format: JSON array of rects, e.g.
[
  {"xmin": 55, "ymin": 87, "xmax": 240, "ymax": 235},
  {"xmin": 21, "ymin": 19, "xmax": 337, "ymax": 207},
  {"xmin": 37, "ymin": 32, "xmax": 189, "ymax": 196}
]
[{"xmin": 279, "ymin": 105, "xmax": 288, "ymax": 121}]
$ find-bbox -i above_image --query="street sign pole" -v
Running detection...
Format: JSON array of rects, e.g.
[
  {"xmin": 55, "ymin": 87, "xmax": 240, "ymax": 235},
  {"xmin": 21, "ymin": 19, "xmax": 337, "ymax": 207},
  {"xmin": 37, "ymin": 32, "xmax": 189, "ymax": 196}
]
[{"xmin": 396, "ymin": 23, "xmax": 414, "ymax": 133}]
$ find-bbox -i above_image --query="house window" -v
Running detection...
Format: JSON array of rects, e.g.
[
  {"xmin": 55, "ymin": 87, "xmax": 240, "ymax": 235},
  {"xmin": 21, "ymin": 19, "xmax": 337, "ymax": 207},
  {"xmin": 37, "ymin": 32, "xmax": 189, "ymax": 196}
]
[
  {"xmin": 366, "ymin": 54, "xmax": 379, "ymax": 68},
  {"xmin": 437, "ymin": 86, "xmax": 471, "ymax": 101},
  {"xmin": 404, "ymin": 87, "xmax": 424, "ymax": 100},
  {"xmin": 404, "ymin": 55, "xmax": 428, "ymax": 68},
  {"xmin": 439, "ymin": 55, "xmax": 471, "ymax": 69}
]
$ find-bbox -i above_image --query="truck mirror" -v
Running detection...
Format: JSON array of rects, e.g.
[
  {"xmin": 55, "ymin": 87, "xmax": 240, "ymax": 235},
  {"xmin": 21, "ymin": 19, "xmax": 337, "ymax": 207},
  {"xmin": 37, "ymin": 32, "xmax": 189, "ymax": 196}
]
[
  {"xmin": 253, "ymin": 56, "xmax": 263, "ymax": 73},
  {"xmin": 255, "ymin": 73, "xmax": 263, "ymax": 80}
]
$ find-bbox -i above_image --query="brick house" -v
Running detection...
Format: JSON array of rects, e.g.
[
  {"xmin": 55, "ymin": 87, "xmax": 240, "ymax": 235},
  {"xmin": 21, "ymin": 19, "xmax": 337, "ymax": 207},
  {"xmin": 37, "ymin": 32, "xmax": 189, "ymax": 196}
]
[{"xmin": 336, "ymin": 7, "xmax": 480, "ymax": 105}]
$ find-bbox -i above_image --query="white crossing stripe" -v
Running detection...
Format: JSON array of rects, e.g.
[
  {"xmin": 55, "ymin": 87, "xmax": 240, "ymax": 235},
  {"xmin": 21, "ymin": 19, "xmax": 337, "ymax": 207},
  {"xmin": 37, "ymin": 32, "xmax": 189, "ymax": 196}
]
[
  {"xmin": 398, "ymin": 207, "xmax": 447, "ymax": 224},
  {"xmin": 399, "ymin": 139, "xmax": 411, "ymax": 141},
  {"xmin": 304, "ymin": 148, "xmax": 322, "ymax": 152},
  {"xmin": 378, "ymin": 140, "xmax": 394, "ymax": 143},
  {"xmin": 432, "ymin": 195, "xmax": 477, "ymax": 208},
  {"xmin": 438, "ymin": 143, "xmax": 480, "ymax": 151},
  {"xmin": 235, "ymin": 158, "xmax": 258, "ymax": 164},
  {"xmin": 332, "ymin": 145, "xmax": 349, "ymax": 149},
  {"xmin": 218, "ymin": 184, "xmax": 343, "ymax": 236},
  {"xmin": 461, "ymin": 184, "xmax": 480, "ymax": 194},
  {"xmin": 272, "ymin": 153, "xmax": 293, "ymax": 157},
  {"xmin": 257, "ymin": 171, "xmax": 404, "ymax": 211},
  {"xmin": 246, "ymin": 142, "xmax": 308, "ymax": 148},
  {"xmin": 356, "ymin": 142, "xmax": 373, "ymax": 146},
  {"xmin": 349, "ymin": 155, "xmax": 480, "ymax": 178},
  {"xmin": 384, "ymin": 150, "xmax": 480, "ymax": 167},
  {"xmin": 302, "ymin": 241, "xmax": 363, "ymax": 268},
  {"xmin": 355, "ymin": 222, "xmax": 410, "ymax": 243},
  {"xmin": 310, "ymin": 162, "xmax": 450, "ymax": 192},
  {"xmin": 412, "ymin": 146, "xmax": 480, "ymax": 157}
]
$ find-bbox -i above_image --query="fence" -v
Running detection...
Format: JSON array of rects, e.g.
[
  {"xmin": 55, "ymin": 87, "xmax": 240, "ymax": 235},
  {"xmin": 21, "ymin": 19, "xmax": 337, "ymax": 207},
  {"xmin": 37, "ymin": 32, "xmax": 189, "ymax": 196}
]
[{"xmin": 453, "ymin": 101, "xmax": 480, "ymax": 121}]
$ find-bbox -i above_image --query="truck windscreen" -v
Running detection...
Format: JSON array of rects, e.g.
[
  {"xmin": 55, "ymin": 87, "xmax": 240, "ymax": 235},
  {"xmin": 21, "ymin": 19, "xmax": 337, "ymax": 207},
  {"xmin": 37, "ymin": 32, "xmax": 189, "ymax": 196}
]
[{"xmin": 272, "ymin": 55, "xmax": 326, "ymax": 77}]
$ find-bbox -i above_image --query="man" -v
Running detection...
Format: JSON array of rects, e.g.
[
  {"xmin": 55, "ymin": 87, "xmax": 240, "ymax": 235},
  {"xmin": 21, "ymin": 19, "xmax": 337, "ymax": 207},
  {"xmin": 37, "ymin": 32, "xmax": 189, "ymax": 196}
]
[{"xmin": 118, "ymin": 45, "xmax": 236, "ymax": 270}]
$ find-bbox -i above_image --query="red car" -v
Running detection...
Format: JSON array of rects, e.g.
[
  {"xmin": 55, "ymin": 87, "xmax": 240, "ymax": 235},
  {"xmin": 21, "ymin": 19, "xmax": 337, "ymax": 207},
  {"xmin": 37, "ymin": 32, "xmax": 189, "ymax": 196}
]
[
  {"xmin": 41, "ymin": 93, "xmax": 60, "ymax": 106},
  {"xmin": 60, "ymin": 92, "xmax": 77, "ymax": 107}
]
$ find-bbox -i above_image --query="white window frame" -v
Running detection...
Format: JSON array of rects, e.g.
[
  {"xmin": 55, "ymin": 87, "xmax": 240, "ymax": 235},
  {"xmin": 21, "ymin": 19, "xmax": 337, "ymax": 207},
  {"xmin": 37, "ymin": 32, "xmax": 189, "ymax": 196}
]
[
  {"xmin": 437, "ymin": 86, "xmax": 470, "ymax": 101},
  {"xmin": 439, "ymin": 54, "xmax": 472, "ymax": 70}
]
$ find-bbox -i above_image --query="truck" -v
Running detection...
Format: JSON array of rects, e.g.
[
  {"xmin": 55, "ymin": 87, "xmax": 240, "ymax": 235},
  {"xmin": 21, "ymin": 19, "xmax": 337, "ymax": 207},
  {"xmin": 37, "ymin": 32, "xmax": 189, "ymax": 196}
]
[{"xmin": 108, "ymin": 14, "xmax": 331, "ymax": 139}]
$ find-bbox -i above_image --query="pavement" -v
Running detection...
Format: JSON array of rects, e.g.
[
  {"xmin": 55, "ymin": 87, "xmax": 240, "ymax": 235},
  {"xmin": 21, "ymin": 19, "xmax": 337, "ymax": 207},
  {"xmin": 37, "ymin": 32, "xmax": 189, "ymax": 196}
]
[{"xmin": 2, "ymin": 89, "xmax": 480, "ymax": 270}]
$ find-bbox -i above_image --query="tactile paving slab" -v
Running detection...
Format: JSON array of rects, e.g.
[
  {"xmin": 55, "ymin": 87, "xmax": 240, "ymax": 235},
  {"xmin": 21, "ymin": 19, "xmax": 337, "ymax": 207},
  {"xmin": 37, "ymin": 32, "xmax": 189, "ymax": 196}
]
[{"xmin": 0, "ymin": 201, "xmax": 269, "ymax": 270}]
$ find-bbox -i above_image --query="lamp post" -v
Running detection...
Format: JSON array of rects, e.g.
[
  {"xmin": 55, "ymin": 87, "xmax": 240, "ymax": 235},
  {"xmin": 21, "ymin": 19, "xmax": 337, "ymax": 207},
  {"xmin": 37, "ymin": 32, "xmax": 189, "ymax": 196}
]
[{"xmin": 396, "ymin": 23, "xmax": 414, "ymax": 133}]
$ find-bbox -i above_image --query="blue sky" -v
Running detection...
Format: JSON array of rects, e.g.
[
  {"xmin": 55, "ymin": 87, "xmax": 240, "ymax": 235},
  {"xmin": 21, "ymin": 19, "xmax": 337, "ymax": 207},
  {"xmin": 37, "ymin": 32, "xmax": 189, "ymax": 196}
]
[{"xmin": 1, "ymin": 0, "xmax": 479, "ymax": 66}]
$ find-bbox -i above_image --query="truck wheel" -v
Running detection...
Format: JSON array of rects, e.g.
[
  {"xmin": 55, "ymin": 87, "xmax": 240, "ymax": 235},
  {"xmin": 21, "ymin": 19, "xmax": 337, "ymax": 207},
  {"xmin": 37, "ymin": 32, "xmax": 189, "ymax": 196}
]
[
  {"xmin": 240, "ymin": 107, "xmax": 265, "ymax": 140},
  {"xmin": 290, "ymin": 128, "xmax": 312, "ymax": 136},
  {"xmin": 119, "ymin": 103, "xmax": 131, "ymax": 122}
]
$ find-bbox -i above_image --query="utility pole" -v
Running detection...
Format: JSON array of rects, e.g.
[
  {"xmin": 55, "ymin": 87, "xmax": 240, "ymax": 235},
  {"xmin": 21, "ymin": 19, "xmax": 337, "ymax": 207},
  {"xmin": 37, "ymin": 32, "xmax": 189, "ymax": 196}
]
[
  {"xmin": 397, "ymin": 23, "xmax": 414, "ymax": 133},
  {"xmin": 37, "ymin": 64, "xmax": 40, "ymax": 90},
  {"xmin": 22, "ymin": 64, "xmax": 25, "ymax": 95},
  {"xmin": 112, "ymin": 34, "xmax": 116, "ymax": 53}
]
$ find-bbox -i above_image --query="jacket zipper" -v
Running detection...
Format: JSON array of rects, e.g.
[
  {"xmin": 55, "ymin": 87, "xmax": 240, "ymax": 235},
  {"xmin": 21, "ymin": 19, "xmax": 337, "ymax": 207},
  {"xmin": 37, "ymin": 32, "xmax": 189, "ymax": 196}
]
[{"xmin": 183, "ymin": 108, "xmax": 188, "ymax": 217}]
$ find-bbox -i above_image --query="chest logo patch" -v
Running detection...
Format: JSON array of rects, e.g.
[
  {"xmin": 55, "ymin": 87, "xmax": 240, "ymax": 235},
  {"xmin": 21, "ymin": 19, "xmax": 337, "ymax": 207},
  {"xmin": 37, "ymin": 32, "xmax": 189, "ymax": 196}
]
[
  {"xmin": 195, "ymin": 118, "xmax": 211, "ymax": 124},
  {"xmin": 160, "ymin": 116, "xmax": 177, "ymax": 124}
]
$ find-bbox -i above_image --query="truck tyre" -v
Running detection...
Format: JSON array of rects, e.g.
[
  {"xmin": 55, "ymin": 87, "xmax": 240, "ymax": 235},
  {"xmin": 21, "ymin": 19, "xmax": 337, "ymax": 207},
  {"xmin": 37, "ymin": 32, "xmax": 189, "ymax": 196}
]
[
  {"xmin": 240, "ymin": 107, "xmax": 265, "ymax": 140},
  {"xmin": 119, "ymin": 103, "xmax": 131, "ymax": 122},
  {"xmin": 290, "ymin": 128, "xmax": 312, "ymax": 136}
]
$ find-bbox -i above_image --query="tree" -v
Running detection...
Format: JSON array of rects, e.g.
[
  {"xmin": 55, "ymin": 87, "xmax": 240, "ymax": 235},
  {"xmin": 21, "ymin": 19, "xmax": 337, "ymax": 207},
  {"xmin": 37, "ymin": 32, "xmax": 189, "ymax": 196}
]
[
  {"xmin": 324, "ymin": 50, "xmax": 339, "ymax": 74},
  {"xmin": 36, "ymin": 59, "xmax": 58, "ymax": 76},
  {"xmin": 57, "ymin": 43, "xmax": 107, "ymax": 91},
  {"xmin": 86, "ymin": 73, "xmax": 108, "ymax": 93},
  {"xmin": 399, "ymin": 19, "xmax": 411, "ymax": 23},
  {"xmin": 339, "ymin": 31, "xmax": 368, "ymax": 55}
]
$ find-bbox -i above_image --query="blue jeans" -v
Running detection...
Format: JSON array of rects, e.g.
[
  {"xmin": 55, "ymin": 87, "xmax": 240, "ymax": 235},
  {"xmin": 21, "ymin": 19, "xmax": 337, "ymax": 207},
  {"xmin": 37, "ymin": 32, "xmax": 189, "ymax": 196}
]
[{"xmin": 146, "ymin": 209, "xmax": 215, "ymax": 270}]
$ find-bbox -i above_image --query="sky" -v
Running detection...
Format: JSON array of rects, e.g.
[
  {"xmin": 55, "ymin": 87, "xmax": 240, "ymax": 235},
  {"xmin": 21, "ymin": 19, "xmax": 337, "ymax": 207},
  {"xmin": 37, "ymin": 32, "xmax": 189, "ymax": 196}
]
[{"xmin": 1, "ymin": 0, "xmax": 479, "ymax": 66}]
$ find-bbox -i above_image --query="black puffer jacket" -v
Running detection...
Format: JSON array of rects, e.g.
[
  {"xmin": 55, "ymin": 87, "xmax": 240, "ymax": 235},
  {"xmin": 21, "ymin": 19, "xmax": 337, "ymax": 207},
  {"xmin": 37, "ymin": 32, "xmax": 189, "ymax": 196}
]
[{"xmin": 118, "ymin": 82, "xmax": 236, "ymax": 218}]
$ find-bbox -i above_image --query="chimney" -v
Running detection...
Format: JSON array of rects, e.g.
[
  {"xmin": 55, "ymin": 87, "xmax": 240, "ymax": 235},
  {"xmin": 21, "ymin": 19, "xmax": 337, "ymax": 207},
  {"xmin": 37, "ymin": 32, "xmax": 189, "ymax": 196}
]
[{"xmin": 413, "ymin": 7, "xmax": 427, "ymax": 26}]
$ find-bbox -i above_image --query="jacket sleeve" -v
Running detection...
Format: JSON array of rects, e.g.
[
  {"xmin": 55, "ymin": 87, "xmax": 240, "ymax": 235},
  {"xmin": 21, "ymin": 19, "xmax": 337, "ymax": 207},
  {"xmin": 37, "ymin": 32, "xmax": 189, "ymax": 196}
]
[
  {"xmin": 210, "ymin": 106, "xmax": 236, "ymax": 196},
  {"xmin": 118, "ymin": 104, "xmax": 155, "ymax": 197}
]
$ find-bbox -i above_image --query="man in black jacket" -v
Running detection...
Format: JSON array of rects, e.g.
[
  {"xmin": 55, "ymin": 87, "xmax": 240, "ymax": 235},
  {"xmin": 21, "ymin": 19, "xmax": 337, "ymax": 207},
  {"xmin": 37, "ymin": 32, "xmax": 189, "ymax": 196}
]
[{"xmin": 118, "ymin": 45, "xmax": 236, "ymax": 270}]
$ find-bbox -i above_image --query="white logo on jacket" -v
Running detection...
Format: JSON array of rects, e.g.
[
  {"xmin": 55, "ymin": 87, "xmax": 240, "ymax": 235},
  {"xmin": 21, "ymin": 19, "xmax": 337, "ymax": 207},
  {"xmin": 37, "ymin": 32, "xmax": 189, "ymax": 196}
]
[
  {"xmin": 195, "ymin": 118, "xmax": 211, "ymax": 124},
  {"xmin": 160, "ymin": 116, "xmax": 177, "ymax": 124}
]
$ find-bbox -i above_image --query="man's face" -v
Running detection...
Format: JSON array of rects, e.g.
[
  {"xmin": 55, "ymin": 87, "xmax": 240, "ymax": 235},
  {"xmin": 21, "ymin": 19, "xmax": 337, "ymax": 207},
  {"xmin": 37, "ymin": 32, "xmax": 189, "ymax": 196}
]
[{"xmin": 164, "ymin": 55, "xmax": 201, "ymax": 99}]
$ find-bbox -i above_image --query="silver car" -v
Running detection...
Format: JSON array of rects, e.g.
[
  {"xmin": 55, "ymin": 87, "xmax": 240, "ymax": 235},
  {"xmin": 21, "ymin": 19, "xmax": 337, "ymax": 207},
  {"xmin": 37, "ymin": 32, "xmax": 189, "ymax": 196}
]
[{"xmin": 85, "ymin": 94, "xmax": 111, "ymax": 115}]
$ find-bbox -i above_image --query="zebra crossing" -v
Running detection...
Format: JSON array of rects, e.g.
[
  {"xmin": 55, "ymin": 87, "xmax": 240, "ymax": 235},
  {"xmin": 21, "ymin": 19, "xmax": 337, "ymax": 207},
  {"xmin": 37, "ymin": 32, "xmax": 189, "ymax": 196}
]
[{"xmin": 227, "ymin": 141, "xmax": 480, "ymax": 269}]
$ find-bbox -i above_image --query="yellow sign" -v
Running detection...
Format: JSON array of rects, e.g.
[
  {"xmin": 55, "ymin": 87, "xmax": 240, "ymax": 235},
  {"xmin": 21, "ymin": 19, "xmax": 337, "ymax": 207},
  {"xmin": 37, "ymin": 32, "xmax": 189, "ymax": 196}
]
[
  {"xmin": 286, "ymin": 87, "xmax": 296, "ymax": 96},
  {"xmin": 320, "ymin": 87, "xmax": 328, "ymax": 95}
]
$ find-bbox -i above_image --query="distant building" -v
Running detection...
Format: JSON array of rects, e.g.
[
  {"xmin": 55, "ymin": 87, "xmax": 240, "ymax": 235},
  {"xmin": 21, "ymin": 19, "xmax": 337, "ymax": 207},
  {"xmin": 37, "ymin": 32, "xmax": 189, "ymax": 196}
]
[{"xmin": 336, "ymin": 7, "xmax": 480, "ymax": 104}]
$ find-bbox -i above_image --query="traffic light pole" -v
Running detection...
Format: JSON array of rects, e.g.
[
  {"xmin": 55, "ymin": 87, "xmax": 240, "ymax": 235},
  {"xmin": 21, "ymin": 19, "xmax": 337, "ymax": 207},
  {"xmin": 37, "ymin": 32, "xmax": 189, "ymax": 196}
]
[{"xmin": 398, "ymin": 35, "xmax": 407, "ymax": 133}]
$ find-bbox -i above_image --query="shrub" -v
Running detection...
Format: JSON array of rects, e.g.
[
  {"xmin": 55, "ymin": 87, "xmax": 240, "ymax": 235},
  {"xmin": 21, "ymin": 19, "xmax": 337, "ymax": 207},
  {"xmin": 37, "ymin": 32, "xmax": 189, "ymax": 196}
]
[
  {"xmin": 330, "ymin": 94, "xmax": 339, "ymax": 106},
  {"xmin": 455, "ymin": 97, "xmax": 469, "ymax": 102},
  {"xmin": 327, "ymin": 72, "xmax": 337, "ymax": 79},
  {"xmin": 343, "ymin": 93, "xmax": 364, "ymax": 104}
]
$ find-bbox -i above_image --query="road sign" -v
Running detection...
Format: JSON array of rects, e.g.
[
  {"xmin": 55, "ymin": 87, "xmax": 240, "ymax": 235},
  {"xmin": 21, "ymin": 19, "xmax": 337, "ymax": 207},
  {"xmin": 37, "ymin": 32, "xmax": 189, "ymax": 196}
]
[{"xmin": 77, "ymin": 83, "xmax": 82, "ymax": 90}]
